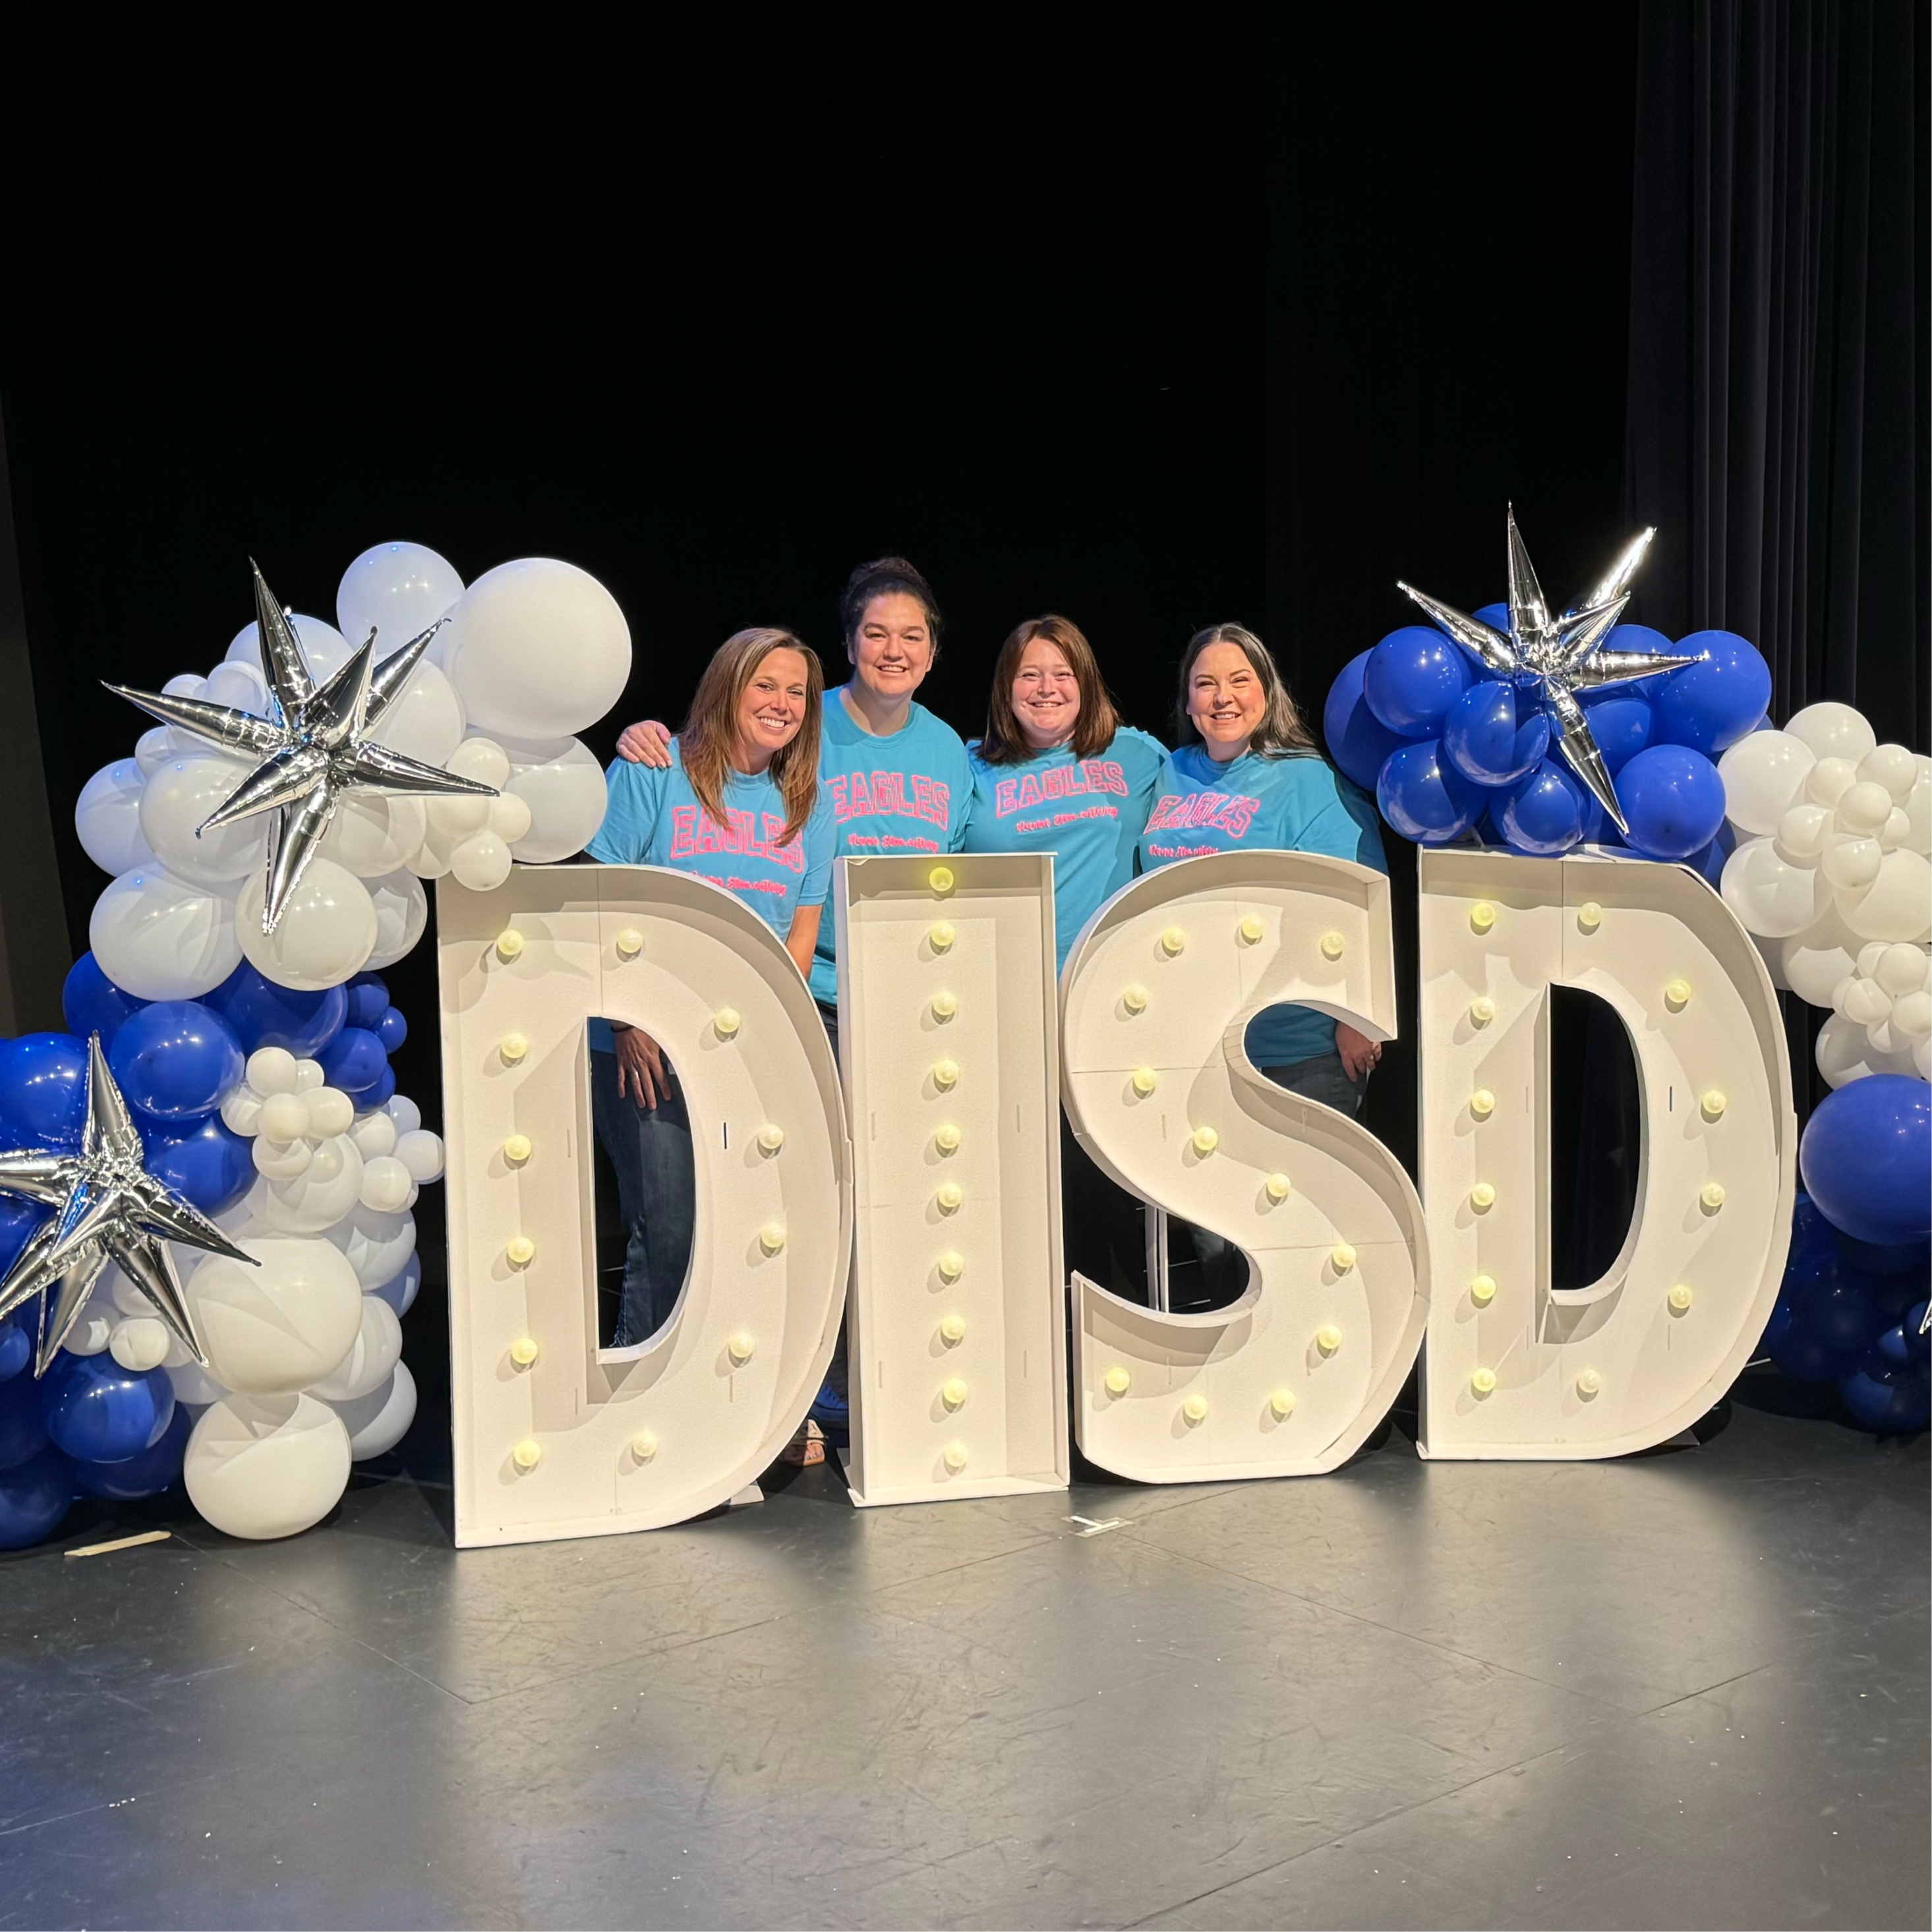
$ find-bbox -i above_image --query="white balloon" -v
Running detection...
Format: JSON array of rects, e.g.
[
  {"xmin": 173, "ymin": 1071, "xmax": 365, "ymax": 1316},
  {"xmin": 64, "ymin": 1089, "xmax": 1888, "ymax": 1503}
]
[
  {"xmin": 426, "ymin": 790, "xmax": 491, "ymax": 840},
  {"xmin": 1776, "ymin": 804, "xmax": 1832, "ymax": 858},
  {"xmin": 365, "ymin": 870, "xmax": 429, "ymax": 969},
  {"xmin": 167, "ymin": 1354, "xmax": 228, "ymax": 1407},
  {"xmin": 1836, "ymin": 780, "xmax": 1894, "ymax": 837},
  {"xmin": 189, "ymin": 1235, "xmax": 363, "ymax": 1395},
  {"xmin": 1842, "ymin": 976, "xmax": 1892, "ymax": 1027},
  {"xmin": 1821, "ymin": 834, "xmax": 1884, "ymax": 892},
  {"xmin": 1786, "ymin": 701, "xmax": 1877, "ymax": 763},
  {"xmin": 384, "ymin": 1095, "xmax": 423, "ymax": 1136},
  {"xmin": 246, "ymin": 1046, "xmax": 299, "ymax": 1096},
  {"xmin": 137, "ymin": 753, "xmax": 268, "ymax": 887},
  {"xmin": 368, "ymin": 1260, "xmax": 421, "ymax": 1317},
  {"xmin": 450, "ymin": 829, "xmax": 513, "ymax": 891},
  {"xmin": 1806, "ymin": 757, "xmax": 1859, "ymax": 808},
  {"xmin": 185, "ymin": 1391, "xmax": 351, "ymax": 1540},
  {"xmin": 499, "ymin": 733, "xmax": 606, "ymax": 863},
  {"xmin": 1718, "ymin": 730, "xmax": 1815, "ymax": 835},
  {"xmin": 441, "ymin": 558, "xmax": 631, "ymax": 739},
  {"xmin": 293, "ymin": 1058, "xmax": 325, "ymax": 1093},
  {"xmin": 487, "ymin": 792, "xmax": 534, "ymax": 844},
  {"xmin": 220, "ymin": 1086, "xmax": 264, "ymax": 1136},
  {"xmin": 227, "ymin": 613, "xmax": 353, "ymax": 684},
  {"xmin": 1780, "ymin": 916, "xmax": 1860, "ymax": 1007},
  {"xmin": 1890, "ymin": 990, "xmax": 1932, "ymax": 1040},
  {"xmin": 75, "ymin": 759, "xmax": 155, "ymax": 876},
  {"xmin": 92, "ymin": 863, "xmax": 242, "ymax": 1000},
  {"xmin": 359, "ymin": 1155, "xmax": 414, "ymax": 1213},
  {"xmin": 305, "ymin": 1088, "xmax": 355, "ymax": 1140},
  {"xmin": 330, "ymin": 1360, "xmax": 418, "ymax": 1461},
  {"xmin": 109, "ymin": 1316, "xmax": 171, "ymax": 1372},
  {"xmin": 367, "ymin": 659, "xmax": 466, "ymax": 765},
  {"xmin": 1905, "ymin": 773, "xmax": 1932, "ymax": 856},
  {"xmin": 336, "ymin": 541, "xmax": 465, "ymax": 660},
  {"xmin": 349, "ymin": 1109, "xmax": 399, "ymax": 1159},
  {"xmin": 307, "ymin": 1294, "xmax": 403, "ymax": 1402},
  {"xmin": 326, "ymin": 1202, "xmax": 417, "ymax": 1289},
  {"xmin": 1720, "ymin": 836, "xmax": 1829, "ymax": 939},
  {"xmin": 252, "ymin": 1132, "xmax": 314, "ymax": 1181},
  {"xmin": 1816, "ymin": 1009, "xmax": 1920, "ymax": 1088},
  {"xmin": 258, "ymin": 1090, "xmax": 310, "ymax": 1141},
  {"xmin": 1836, "ymin": 848, "xmax": 1932, "ymax": 943},
  {"xmin": 237, "ymin": 859, "xmax": 377, "ymax": 991},
  {"xmin": 201, "ymin": 660, "xmax": 270, "ymax": 713},
  {"xmin": 448, "ymin": 735, "xmax": 512, "ymax": 788},
  {"xmin": 135, "ymin": 726, "xmax": 186, "ymax": 776},
  {"xmin": 262, "ymin": 1135, "xmax": 365, "ymax": 1235},
  {"xmin": 1858, "ymin": 742, "xmax": 1919, "ymax": 804},
  {"xmin": 394, "ymin": 1129, "xmax": 444, "ymax": 1183},
  {"xmin": 63, "ymin": 1306, "xmax": 114, "ymax": 1355},
  {"xmin": 1873, "ymin": 943, "xmax": 1927, "ymax": 997},
  {"xmin": 1880, "ymin": 807, "xmax": 1912, "ymax": 852},
  {"xmin": 321, "ymin": 794, "xmax": 426, "ymax": 879}
]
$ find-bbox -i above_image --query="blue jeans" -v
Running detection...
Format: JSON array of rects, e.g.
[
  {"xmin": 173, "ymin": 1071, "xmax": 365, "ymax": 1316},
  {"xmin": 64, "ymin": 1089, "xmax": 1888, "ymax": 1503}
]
[{"xmin": 589, "ymin": 1046, "xmax": 694, "ymax": 1347}]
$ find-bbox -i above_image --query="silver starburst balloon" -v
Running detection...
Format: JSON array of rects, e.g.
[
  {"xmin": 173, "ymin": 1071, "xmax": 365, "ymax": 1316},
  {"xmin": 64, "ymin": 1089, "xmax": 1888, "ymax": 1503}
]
[
  {"xmin": 0, "ymin": 1035, "xmax": 256, "ymax": 1376},
  {"xmin": 1397, "ymin": 508, "xmax": 1703, "ymax": 835},
  {"xmin": 107, "ymin": 564, "xmax": 497, "ymax": 933}
]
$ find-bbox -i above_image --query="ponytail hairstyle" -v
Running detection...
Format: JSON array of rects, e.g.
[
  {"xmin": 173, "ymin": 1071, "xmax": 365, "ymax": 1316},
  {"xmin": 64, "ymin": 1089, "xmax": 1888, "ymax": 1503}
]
[
  {"xmin": 1173, "ymin": 622, "xmax": 1316, "ymax": 759},
  {"xmin": 978, "ymin": 613, "xmax": 1123, "ymax": 765},
  {"xmin": 679, "ymin": 628, "xmax": 825, "ymax": 844},
  {"xmin": 838, "ymin": 556, "xmax": 944, "ymax": 659}
]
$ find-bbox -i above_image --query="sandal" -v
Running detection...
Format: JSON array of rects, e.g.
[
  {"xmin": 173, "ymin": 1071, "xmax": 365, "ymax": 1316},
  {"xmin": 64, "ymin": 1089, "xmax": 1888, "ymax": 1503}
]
[{"xmin": 780, "ymin": 1419, "xmax": 825, "ymax": 1467}]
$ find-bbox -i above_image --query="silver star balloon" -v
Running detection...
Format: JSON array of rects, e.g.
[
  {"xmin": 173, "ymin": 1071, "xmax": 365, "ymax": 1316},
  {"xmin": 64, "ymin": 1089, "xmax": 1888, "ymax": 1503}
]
[
  {"xmin": 0, "ymin": 1035, "xmax": 256, "ymax": 1376},
  {"xmin": 106, "ymin": 563, "xmax": 497, "ymax": 933},
  {"xmin": 1397, "ymin": 508, "xmax": 1704, "ymax": 835}
]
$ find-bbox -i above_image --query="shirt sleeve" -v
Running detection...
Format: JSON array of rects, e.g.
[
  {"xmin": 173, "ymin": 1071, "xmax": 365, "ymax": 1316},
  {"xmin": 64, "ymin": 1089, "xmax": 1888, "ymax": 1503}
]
[
  {"xmin": 941, "ymin": 724, "xmax": 974, "ymax": 854},
  {"xmin": 586, "ymin": 759, "xmax": 668, "ymax": 865},
  {"xmin": 1288, "ymin": 764, "xmax": 1390, "ymax": 873},
  {"xmin": 1122, "ymin": 728, "xmax": 1167, "ymax": 836},
  {"xmin": 798, "ymin": 790, "xmax": 836, "ymax": 908}
]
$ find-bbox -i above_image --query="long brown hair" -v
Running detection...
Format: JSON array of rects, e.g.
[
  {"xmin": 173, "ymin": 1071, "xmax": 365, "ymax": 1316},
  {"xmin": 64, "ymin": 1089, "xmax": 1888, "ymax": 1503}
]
[
  {"xmin": 978, "ymin": 614, "xmax": 1123, "ymax": 765},
  {"xmin": 679, "ymin": 629, "xmax": 824, "ymax": 842},
  {"xmin": 1173, "ymin": 622, "xmax": 1316, "ymax": 759}
]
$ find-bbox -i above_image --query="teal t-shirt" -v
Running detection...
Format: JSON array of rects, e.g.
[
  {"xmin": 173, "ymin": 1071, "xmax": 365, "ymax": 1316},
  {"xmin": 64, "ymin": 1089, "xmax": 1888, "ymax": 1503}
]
[
  {"xmin": 811, "ymin": 689, "xmax": 972, "ymax": 1007},
  {"xmin": 586, "ymin": 743, "xmax": 835, "ymax": 1047},
  {"xmin": 961, "ymin": 727, "xmax": 1166, "ymax": 972},
  {"xmin": 1136, "ymin": 744, "xmax": 1387, "ymax": 1067}
]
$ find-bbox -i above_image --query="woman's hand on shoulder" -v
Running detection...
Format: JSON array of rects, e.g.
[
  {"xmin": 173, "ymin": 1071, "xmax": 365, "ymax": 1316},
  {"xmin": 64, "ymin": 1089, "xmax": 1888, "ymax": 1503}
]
[{"xmin": 618, "ymin": 720, "xmax": 673, "ymax": 767}]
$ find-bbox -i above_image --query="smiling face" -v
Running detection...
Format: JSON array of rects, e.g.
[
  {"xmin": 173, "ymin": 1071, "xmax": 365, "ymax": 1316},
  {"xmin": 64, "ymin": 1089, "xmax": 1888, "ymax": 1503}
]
[
  {"xmin": 848, "ymin": 592, "xmax": 934, "ymax": 701},
  {"xmin": 734, "ymin": 647, "xmax": 811, "ymax": 766},
  {"xmin": 1010, "ymin": 638, "xmax": 1082, "ymax": 750},
  {"xmin": 1186, "ymin": 641, "xmax": 1268, "ymax": 757}
]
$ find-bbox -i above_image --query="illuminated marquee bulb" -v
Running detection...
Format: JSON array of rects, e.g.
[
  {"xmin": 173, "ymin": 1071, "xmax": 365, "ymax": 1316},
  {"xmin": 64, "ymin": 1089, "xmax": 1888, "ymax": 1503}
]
[
  {"xmin": 499, "ymin": 1032, "xmax": 529, "ymax": 1065},
  {"xmin": 937, "ymin": 1250, "xmax": 965, "ymax": 1282},
  {"xmin": 1664, "ymin": 978, "xmax": 1693, "ymax": 1010},
  {"xmin": 1699, "ymin": 1182, "xmax": 1726, "ymax": 1213},
  {"xmin": 931, "ymin": 990, "xmax": 958, "ymax": 1020},
  {"xmin": 1470, "ymin": 901, "xmax": 1496, "ymax": 933},
  {"xmin": 615, "ymin": 927, "xmax": 644, "ymax": 958},
  {"xmin": 1181, "ymin": 1391, "xmax": 1209, "ymax": 1424},
  {"xmin": 1132, "ymin": 1067, "xmax": 1158, "ymax": 1097},
  {"xmin": 1320, "ymin": 930, "xmax": 1345, "ymax": 960},
  {"xmin": 1576, "ymin": 1367, "xmax": 1602, "ymax": 1398},
  {"xmin": 495, "ymin": 928, "xmax": 525, "ymax": 961},
  {"xmin": 1190, "ymin": 1125, "xmax": 1219, "ymax": 1155},
  {"xmin": 935, "ymin": 1124, "xmax": 962, "ymax": 1154},
  {"xmin": 1161, "ymin": 925, "xmax": 1187, "ymax": 956},
  {"xmin": 1122, "ymin": 984, "xmax": 1148, "ymax": 1014},
  {"xmin": 1701, "ymin": 1090, "xmax": 1728, "ymax": 1121},
  {"xmin": 503, "ymin": 1134, "xmax": 533, "ymax": 1165},
  {"xmin": 727, "ymin": 1332, "xmax": 756, "ymax": 1365},
  {"xmin": 1471, "ymin": 1367, "xmax": 1497, "ymax": 1397},
  {"xmin": 936, "ymin": 1180, "xmax": 964, "ymax": 1212},
  {"xmin": 713, "ymin": 1007, "xmax": 742, "ymax": 1038},
  {"xmin": 512, "ymin": 1438, "xmax": 542, "ymax": 1470},
  {"xmin": 1265, "ymin": 1172, "xmax": 1291, "ymax": 1202},
  {"xmin": 759, "ymin": 1223, "xmax": 787, "ymax": 1254},
  {"xmin": 929, "ymin": 920, "xmax": 955, "ymax": 951},
  {"xmin": 1270, "ymin": 1388, "xmax": 1297, "ymax": 1419},
  {"xmin": 940, "ymin": 1313, "xmax": 968, "ymax": 1345},
  {"xmin": 1577, "ymin": 901, "xmax": 1602, "ymax": 932},
  {"xmin": 506, "ymin": 1235, "xmax": 535, "ymax": 1268},
  {"xmin": 509, "ymin": 1336, "xmax": 539, "ymax": 1368},
  {"xmin": 1330, "ymin": 1244, "xmax": 1356, "ymax": 1273},
  {"xmin": 1316, "ymin": 1322, "xmax": 1343, "ymax": 1355},
  {"xmin": 1470, "ymin": 1181, "xmax": 1496, "ymax": 1212},
  {"xmin": 1469, "ymin": 995, "xmax": 1497, "ymax": 1026},
  {"xmin": 756, "ymin": 1123, "xmax": 785, "ymax": 1154},
  {"xmin": 943, "ymin": 1441, "xmax": 970, "ymax": 1473},
  {"xmin": 1668, "ymin": 1283, "xmax": 1695, "ymax": 1313},
  {"xmin": 1103, "ymin": 1364, "xmax": 1131, "ymax": 1395},
  {"xmin": 1238, "ymin": 914, "xmax": 1264, "ymax": 944},
  {"xmin": 1470, "ymin": 1088, "xmax": 1496, "ymax": 1118},
  {"xmin": 932, "ymin": 1058, "xmax": 959, "ymax": 1090},
  {"xmin": 941, "ymin": 1377, "xmax": 968, "ymax": 1410},
  {"xmin": 929, "ymin": 865, "xmax": 955, "ymax": 894},
  {"xmin": 1470, "ymin": 1273, "xmax": 1497, "ymax": 1306},
  {"xmin": 631, "ymin": 1430, "xmax": 657, "ymax": 1461}
]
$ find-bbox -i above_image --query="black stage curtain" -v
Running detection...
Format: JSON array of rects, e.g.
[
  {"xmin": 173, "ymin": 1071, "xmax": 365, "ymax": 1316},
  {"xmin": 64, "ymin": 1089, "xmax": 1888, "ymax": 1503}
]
[{"xmin": 1623, "ymin": 0, "xmax": 1929, "ymax": 1146}]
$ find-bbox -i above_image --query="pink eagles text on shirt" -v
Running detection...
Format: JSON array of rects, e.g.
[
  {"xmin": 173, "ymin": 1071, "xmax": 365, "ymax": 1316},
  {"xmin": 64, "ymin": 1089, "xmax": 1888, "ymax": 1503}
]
[
  {"xmin": 829, "ymin": 770, "xmax": 952, "ymax": 829},
  {"xmin": 666, "ymin": 805, "xmax": 806, "ymax": 874},
  {"xmin": 1143, "ymin": 788, "xmax": 1261, "ymax": 838},
  {"xmin": 992, "ymin": 759, "xmax": 1130, "ymax": 818}
]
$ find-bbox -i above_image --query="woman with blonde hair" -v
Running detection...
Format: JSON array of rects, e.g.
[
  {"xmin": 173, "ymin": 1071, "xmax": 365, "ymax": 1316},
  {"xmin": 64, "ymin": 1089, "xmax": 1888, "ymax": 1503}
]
[{"xmin": 587, "ymin": 628, "xmax": 834, "ymax": 1351}]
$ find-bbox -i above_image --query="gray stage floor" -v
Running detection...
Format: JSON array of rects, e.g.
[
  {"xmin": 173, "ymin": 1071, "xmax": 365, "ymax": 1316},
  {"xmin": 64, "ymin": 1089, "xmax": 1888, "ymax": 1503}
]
[{"xmin": 3, "ymin": 1372, "xmax": 1926, "ymax": 1931}]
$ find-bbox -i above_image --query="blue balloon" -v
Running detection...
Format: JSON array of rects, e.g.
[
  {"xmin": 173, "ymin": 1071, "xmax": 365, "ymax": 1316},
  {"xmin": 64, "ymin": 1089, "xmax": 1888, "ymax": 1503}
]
[
  {"xmin": 376, "ymin": 1006, "xmax": 408, "ymax": 1054},
  {"xmin": 71, "ymin": 1403, "xmax": 191, "ymax": 1501},
  {"xmin": 0, "ymin": 1444, "xmax": 73, "ymax": 1550},
  {"xmin": 1871, "ymin": 1307, "xmax": 1930, "ymax": 1371},
  {"xmin": 1577, "ymin": 688, "xmax": 1654, "ymax": 774},
  {"xmin": 61, "ymin": 953, "xmax": 148, "ymax": 1051},
  {"xmin": 108, "ymin": 1001, "xmax": 244, "ymax": 1122},
  {"xmin": 363, "ymin": 1063, "xmax": 398, "ymax": 1110},
  {"xmin": 0, "ymin": 1310, "xmax": 30, "ymax": 1383},
  {"xmin": 318, "ymin": 1027, "xmax": 388, "ymax": 1096},
  {"xmin": 1473, "ymin": 601, "xmax": 1509, "ymax": 633},
  {"xmin": 1362, "ymin": 628, "xmax": 1474, "ymax": 738},
  {"xmin": 1767, "ymin": 1246, "xmax": 1884, "ymax": 1381},
  {"xmin": 1790, "ymin": 1191, "xmax": 1840, "ymax": 1270},
  {"xmin": 0, "ymin": 1034, "xmax": 88, "ymax": 1149},
  {"xmin": 1651, "ymin": 630, "xmax": 1772, "ymax": 754},
  {"xmin": 204, "ymin": 964, "xmax": 347, "ymax": 1059},
  {"xmin": 1617, "ymin": 745, "xmax": 1727, "ymax": 860},
  {"xmin": 0, "ymin": 1197, "xmax": 47, "ymax": 1279},
  {"xmin": 1834, "ymin": 1229, "xmax": 1931, "ymax": 1279},
  {"xmin": 1323, "ymin": 653, "xmax": 1409, "ymax": 792},
  {"xmin": 1801, "ymin": 1076, "xmax": 1931, "ymax": 1247},
  {"xmin": 144, "ymin": 1115, "xmax": 254, "ymax": 1215},
  {"xmin": 1682, "ymin": 819, "xmax": 1737, "ymax": 887},
  {"xmin": 1498, "ymin": 761, "xmax": 1585, "ymax": 856},
  {"xmin": 0, "ymin": 1369, "xmax": 51, "ymax": 1468},
  {"xmin": 1594, "ymin": 625, "xmax": 1680, "ymax": 699},
  {"xmin": 345, "ymin": 975, "xmax": 391, "ymax": 1031},
  {"xmin": 370, "ymin": 1251, "xmax": 422, "ymax": 1318},
  {"xmin": 1839, "ymin": 1367, "xmax": 1931, "ymax": 1435},
  {"xmin": 1376, "ymin": 740, "xmax": 1484, "ymax": 844},
  {"xmin": 1442, "ymin": 679, "xmax": 1549, "ymax": 786},
  {"xmin": 39, "ymin": 1353, "xmax": 174, "ymax": 1465}
]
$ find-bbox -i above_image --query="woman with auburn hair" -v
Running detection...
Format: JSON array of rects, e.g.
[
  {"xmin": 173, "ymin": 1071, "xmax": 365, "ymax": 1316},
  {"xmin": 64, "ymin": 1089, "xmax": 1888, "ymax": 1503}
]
[
  {"xmin": 961, "ymin": 614, "xmax": 1165, "ymax": 1298},
  {"xmin": 586, "ymin": 628, "xmax": 834, "ymax": 1360},
  {"xmin": 1138, "ymin": 623, "xmax": 1388, "ymax": 1309}
]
